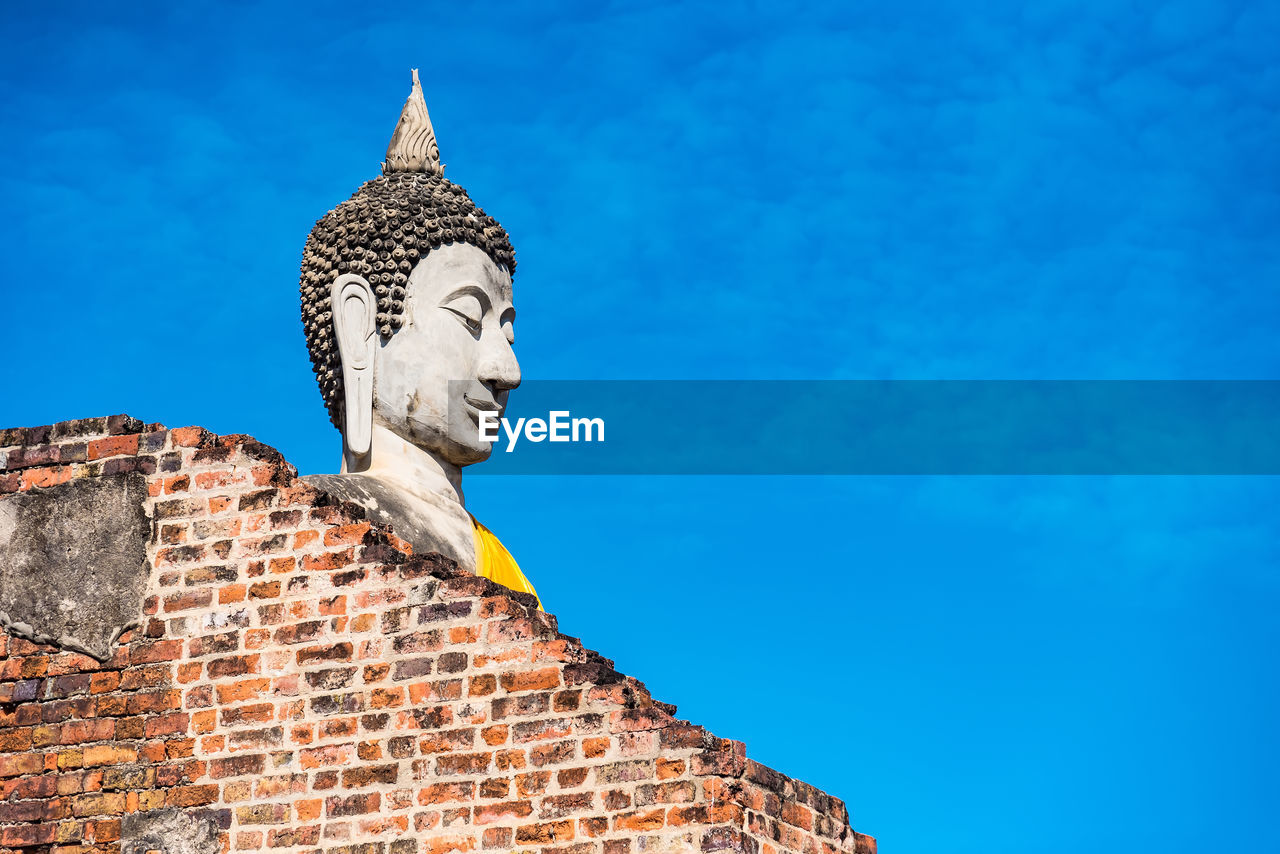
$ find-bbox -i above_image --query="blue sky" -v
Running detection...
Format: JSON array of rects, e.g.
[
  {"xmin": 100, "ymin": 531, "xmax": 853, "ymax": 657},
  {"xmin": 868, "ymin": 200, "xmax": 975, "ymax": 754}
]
[{"xmin": 2, "ymin": 1, "xmax": 1278, "ymax": 851}]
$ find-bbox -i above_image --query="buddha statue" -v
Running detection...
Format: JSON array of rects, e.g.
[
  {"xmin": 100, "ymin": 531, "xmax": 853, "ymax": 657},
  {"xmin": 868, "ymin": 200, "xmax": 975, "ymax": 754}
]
[{"xmin": 299, "ymin": 70, "xmax": 539, "ymax": 607}]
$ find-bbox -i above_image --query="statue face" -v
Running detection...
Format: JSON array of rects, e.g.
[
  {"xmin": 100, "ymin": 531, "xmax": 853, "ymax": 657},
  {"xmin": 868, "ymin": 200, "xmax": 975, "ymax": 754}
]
[{"xmin": 372, "ymin": 242, "xmax": 519, "ymax": 466}]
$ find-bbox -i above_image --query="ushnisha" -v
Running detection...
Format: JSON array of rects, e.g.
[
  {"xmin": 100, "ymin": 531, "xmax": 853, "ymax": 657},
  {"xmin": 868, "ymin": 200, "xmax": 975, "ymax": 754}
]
[{"xmin": 299, "ymin": 70, "xmax": 539, "ymax": 607}]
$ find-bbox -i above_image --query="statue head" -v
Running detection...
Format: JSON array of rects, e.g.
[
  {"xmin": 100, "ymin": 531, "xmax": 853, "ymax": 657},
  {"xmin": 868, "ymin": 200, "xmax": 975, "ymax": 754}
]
[{"xmin": 299, "ymin": 70, "xmax": 519, "ymax": 471}]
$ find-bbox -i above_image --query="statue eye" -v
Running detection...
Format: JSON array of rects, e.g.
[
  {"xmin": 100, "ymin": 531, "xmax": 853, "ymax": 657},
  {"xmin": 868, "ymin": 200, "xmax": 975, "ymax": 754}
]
[{"xmin": 442, "ymin": 295, "xmax": 483, "ymax": 335}]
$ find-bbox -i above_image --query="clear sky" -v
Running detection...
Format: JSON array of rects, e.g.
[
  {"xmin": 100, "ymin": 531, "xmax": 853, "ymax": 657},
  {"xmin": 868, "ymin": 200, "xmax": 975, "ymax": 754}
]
[{"xmin": 3, "ymin": 2, "xmax": 1278, "ymax": 851}]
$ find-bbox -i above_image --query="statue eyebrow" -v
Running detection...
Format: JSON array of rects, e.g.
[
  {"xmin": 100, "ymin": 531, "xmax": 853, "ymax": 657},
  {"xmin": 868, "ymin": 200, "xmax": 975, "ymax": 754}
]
[{"xmin": 439, "ymin": 283, "xmax": 491, "ymax": 310}]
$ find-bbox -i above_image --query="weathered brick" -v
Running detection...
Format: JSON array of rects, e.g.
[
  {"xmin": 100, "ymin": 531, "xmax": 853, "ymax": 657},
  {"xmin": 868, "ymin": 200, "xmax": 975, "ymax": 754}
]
[
  {"xmin": 438, "ymin": 651, "xmax": 468, "ymax": 673},
  {"xmin": 210, "ymin": 754, "xmax": 266, "ymax": 778},
  {"xmin": 324, "ymin": 522, "xmax": 371, "ymax": 546},
  {"xmin": 86, "ymin": 434, "xmax": 139, "ymax": 460},
  {"xmin": 1, "ymin": 822, "xmax": 55, "ymax": 847},
  {"xmin": 229, "ymin": 726, "xmax": 283, "ymax": 750},
  {"xmin": 515, "ymin": 819, "xmax": 575, "ymax": 844},
  {"xmin": 558, "ymin": 766, "xmax": 590, "ymax": 789},
  {"xmin": 249, "ymin": 580, "xmax": 281, "ymax": 599},
  {"xmin": 237, "ymin": 802, "xmax": 290, "ymax": 824},
  {"xmin": 474, "ymin": 798, "xmax": 534, "ymax": 825},
  {"xmin": 0, "ymin": 420, "xmax": 873, "ymax": 854},
  {"xmin": 154, "ymin": 497, "xmax": 204, "ymax": 519},
  {"xmin": 418, "ymin": 728, "xmax": 475, "ymax": 755},
  {"xmin": 81, "ymin": 744, "xmax": 138, "ymax": 767},
  {"xmin": 491, "ymin": 693, "xmax": 551, "ymax": 721},
  {"xmin": 530, "ymin": 739, "xmax": 576, "ymax": 767},
  {"xmin": 325, "ymin": 792, "xmax": 381, "ymax": 817},
  {"xmin": 297, "ymin": 642, "xmax": 353, "ymax": 664},
  {"xmin": 501, "ymin": 666, "xmax": 561, "ymax": 693},
  {"xmin": 207, "ymin": 654, "xmax": 260, "ymax": 678},
  {"xmin": 435, "ymin": 752, "xmax": 492, "ymax": 776},
  {"xmin": 164, "ymin": 589, "xmax": 213, "ymax": 612},
  {"xmin": 595, "ymin": 759, "xmax": 654, "ymax": 784},
  {"xmin": 165, "ymin": 784, "xmax": 219, "ymax": 807},
  {"xmin": 341, "ymin": 764, "xmax": 398, "ymax": 788}
]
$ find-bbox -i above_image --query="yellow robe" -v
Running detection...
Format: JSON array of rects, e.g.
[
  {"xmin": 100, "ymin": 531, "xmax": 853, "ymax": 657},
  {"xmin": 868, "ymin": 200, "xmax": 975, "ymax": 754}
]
[{"xmin": 470, "ymin": 517, "xmax": 542, "ymax": 610}]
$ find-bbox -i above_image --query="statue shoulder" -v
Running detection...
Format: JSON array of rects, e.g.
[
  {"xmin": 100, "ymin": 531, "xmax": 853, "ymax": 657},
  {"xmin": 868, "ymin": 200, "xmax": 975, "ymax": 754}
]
[{"xmin": 301, "ymin": 473, "xmax": 465, "ymax": 567}]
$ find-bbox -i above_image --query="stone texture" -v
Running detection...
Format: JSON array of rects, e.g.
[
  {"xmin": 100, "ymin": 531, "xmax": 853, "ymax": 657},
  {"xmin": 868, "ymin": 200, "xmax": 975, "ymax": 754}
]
[
  {"xmin": 383, "ymin": 68, "xmax": 443, "ymax": 177},
  {"xmin": 121, "ymin": 808, "xmax": 224, "ymax": 854},
  {"xmin": 302, "ymin": 474, "xmax": 459, "ymax": 563},
  {"xmin": 0, "ymin": 415, "xmax": 875, "ymax": 854},
  {"xmin": 0, "ymin": 472, "xmax": 149, "ymax": 661},
  {"xmin": 298, "ymin": 77, "xmax": 520, "ymax": 579}
]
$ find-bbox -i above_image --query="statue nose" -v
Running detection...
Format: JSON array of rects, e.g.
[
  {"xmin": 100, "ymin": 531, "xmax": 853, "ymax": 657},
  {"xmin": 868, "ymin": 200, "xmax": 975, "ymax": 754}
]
[{"xmin": 479, "ymin": 337, "xmax": 521, "ymax": 392}]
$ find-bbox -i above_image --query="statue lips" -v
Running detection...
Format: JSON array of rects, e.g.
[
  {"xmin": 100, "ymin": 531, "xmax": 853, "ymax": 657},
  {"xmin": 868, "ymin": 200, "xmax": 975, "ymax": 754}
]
[{"xmin": 462, "ymin": 393, "xmax": 503, "ymax": 421}]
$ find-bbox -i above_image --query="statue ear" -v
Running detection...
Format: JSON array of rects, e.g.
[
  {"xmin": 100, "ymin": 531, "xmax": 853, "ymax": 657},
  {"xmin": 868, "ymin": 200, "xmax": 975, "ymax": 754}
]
[{"xmin": 331, "ymin": 273, "xmax": 377, "ymax": 459}]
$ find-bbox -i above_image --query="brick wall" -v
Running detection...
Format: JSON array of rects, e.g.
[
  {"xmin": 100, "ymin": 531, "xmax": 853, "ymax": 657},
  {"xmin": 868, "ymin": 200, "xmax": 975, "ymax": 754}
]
[{"xmin": 0, "ymin": 416, "xmax": 875, "ymax": 854}]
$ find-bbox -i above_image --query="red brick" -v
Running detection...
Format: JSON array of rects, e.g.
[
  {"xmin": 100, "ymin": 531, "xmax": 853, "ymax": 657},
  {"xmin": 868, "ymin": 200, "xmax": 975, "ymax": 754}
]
[
  {"xmin": 211, "ymin": 754, "xmax": 266, "ymax": 778},
  {"xmin": 0, "ymin": 421, "xmax": 876, "ymax": 854},
  {"xmin": 325, "ymin": 792, "xmax": 380, "ymax": 817},
  {"xmin": 474, "ymin": 799, "xmax": 533, "ymax": 825},
  {"xmin": 129, "ymin": 639, "xmax": 183, "ymax": 664},
  {"xmin": 423, "ymin": 836, "xmax": 478, "ymax": 854},
  {"xmin": 540, "ymin": 792, "xmax": 595, "ymax": 819},
  {"xmin": 656, "ymin": 757, "xmax": 686, "ymax": 779},
  {"xmin": 418, "ymin": 781, "xmax": 475, "ymax": 805},
  {"xmin": 666, "ymin": 804, "xmax": 711, "ymax": 826},
  {"xmin": 557, "ymin": 766, "xmax": 590, "ymax": 789},
  {"xmin": 324, "ymin": 522, "xmax": 371, "ymax": 546},
  {"xmin": 274, "ymin": 621, "xmax": 325, "ymax": 645},
  {"xmin": 530, "ymin": 739, "xmax": 576, "ymax": 767},
  {"xmin": 207, "ymin": 654, "xmax": 260, "ymax": 678},
  {"xmin": 781, "ymin": 800, "xmax": 815, "ymax": 831},
  {"xmin": 340, "ymin": 764, "xmax": 398, "ymax": 788},
  {"xmin": 481, "ymin": 725, "xmax": 508, "ymax": 746},
  {"xmin": 81, "ymin": 745, "xmax": 137, "ymax": 767},
  {"xmin": 126, "ymin": 689, "xmax": 182, "ymax": 714},
  {"xmin": 513, "ymin": 717, "xmax": 573, "ymax": 743},
  {"xmin": 215, "ymin": 677, "xmax": 271, "ymax": 704},
  {"xmin": 614, "ymin": 808, "xmax": 666, "ymax": 832},
  {"xmin": 163, "ymin": 589, "xmax": 213, "ymax": 612},
  {"xmin": 21, "ymin": 465, "xmax": 74, "ymax": 489},
  {"xmin": 236, "ymin": 803, "xmax": 290, "ymax": 824},
  {"xmin": 59, "ymin": 719, "xmax": 115, "ymax": 745},
  {"xmin": 419, "ymin": 728, "xmax": 475, "ymax": 754},
  {"xmin": 515, "ymin": 820, "xmax": 575, "ymax": 844},
  {"xmin": 87, "ymin": 434, "xmax": 139, "ymax": 460},
  {"xmin": 0, "ymin": 727, "xmax": 33, "ymax": 751},
  {"xmin": 436, "ymin": 752, "xmax": 492, "ymax": 776},
  {"xmin": 170, "ymin": 426, "xmax": 212, "ymax": 447},
  {"xmin": 300, "ymin": 744, "xmax": 355, "ymax": 769},
  {"xmin": 297, "ymin": 642, "xmax": 352, "ymax": 664},
  {"xmin": 515, "ymin": 771, "xmax": 552, "ymax": 797},
  {"xmin": 1, "ymin": 822, "xmax": 55, "ymax": 847},
  {"xmin": 303, "ymin": 550, "xmax": 354, "ymax": 572},
  {"xmin": 500, "ymin": 667, "xmax": 561, "ymax": 693},
  {"xmin": 249, "ymin": 580, "xmax": 281, "ymax": 599},
  {"xmin": 165, "ymin": 784, "xmax": 219, "ymax": 807}
]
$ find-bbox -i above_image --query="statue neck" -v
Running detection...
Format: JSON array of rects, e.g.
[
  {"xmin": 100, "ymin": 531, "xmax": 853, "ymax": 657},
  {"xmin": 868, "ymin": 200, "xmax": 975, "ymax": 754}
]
[{"xmin": 341, "ymin": 421, "xmax": 466, "ymax": 511}]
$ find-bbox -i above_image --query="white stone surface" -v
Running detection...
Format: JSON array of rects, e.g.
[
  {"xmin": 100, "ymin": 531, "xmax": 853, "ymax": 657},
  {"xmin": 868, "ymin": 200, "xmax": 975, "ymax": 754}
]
[{"xmin": 322, "ymin": 242, "xmax": 519, "ymax": 570}]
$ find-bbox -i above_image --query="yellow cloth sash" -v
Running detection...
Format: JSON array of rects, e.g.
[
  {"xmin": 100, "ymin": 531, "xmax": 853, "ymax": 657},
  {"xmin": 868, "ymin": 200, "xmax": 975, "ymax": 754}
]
[{"xmin": 471, "ymin": 516, "xmax": 542, "ymax": 610}]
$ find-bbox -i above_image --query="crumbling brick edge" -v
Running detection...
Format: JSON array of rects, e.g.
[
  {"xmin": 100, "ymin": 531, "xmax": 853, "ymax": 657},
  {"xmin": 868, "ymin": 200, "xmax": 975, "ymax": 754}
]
[{"xmin": 0, "ymin": 414, "xmax": 876, "ymax": 854}]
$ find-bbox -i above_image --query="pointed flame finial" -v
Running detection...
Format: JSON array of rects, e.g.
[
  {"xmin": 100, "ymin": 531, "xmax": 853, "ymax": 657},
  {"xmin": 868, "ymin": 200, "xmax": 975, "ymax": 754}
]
[{"xmin": 382, "ymin": 69, "xmax": 444, "ymax": 176}]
